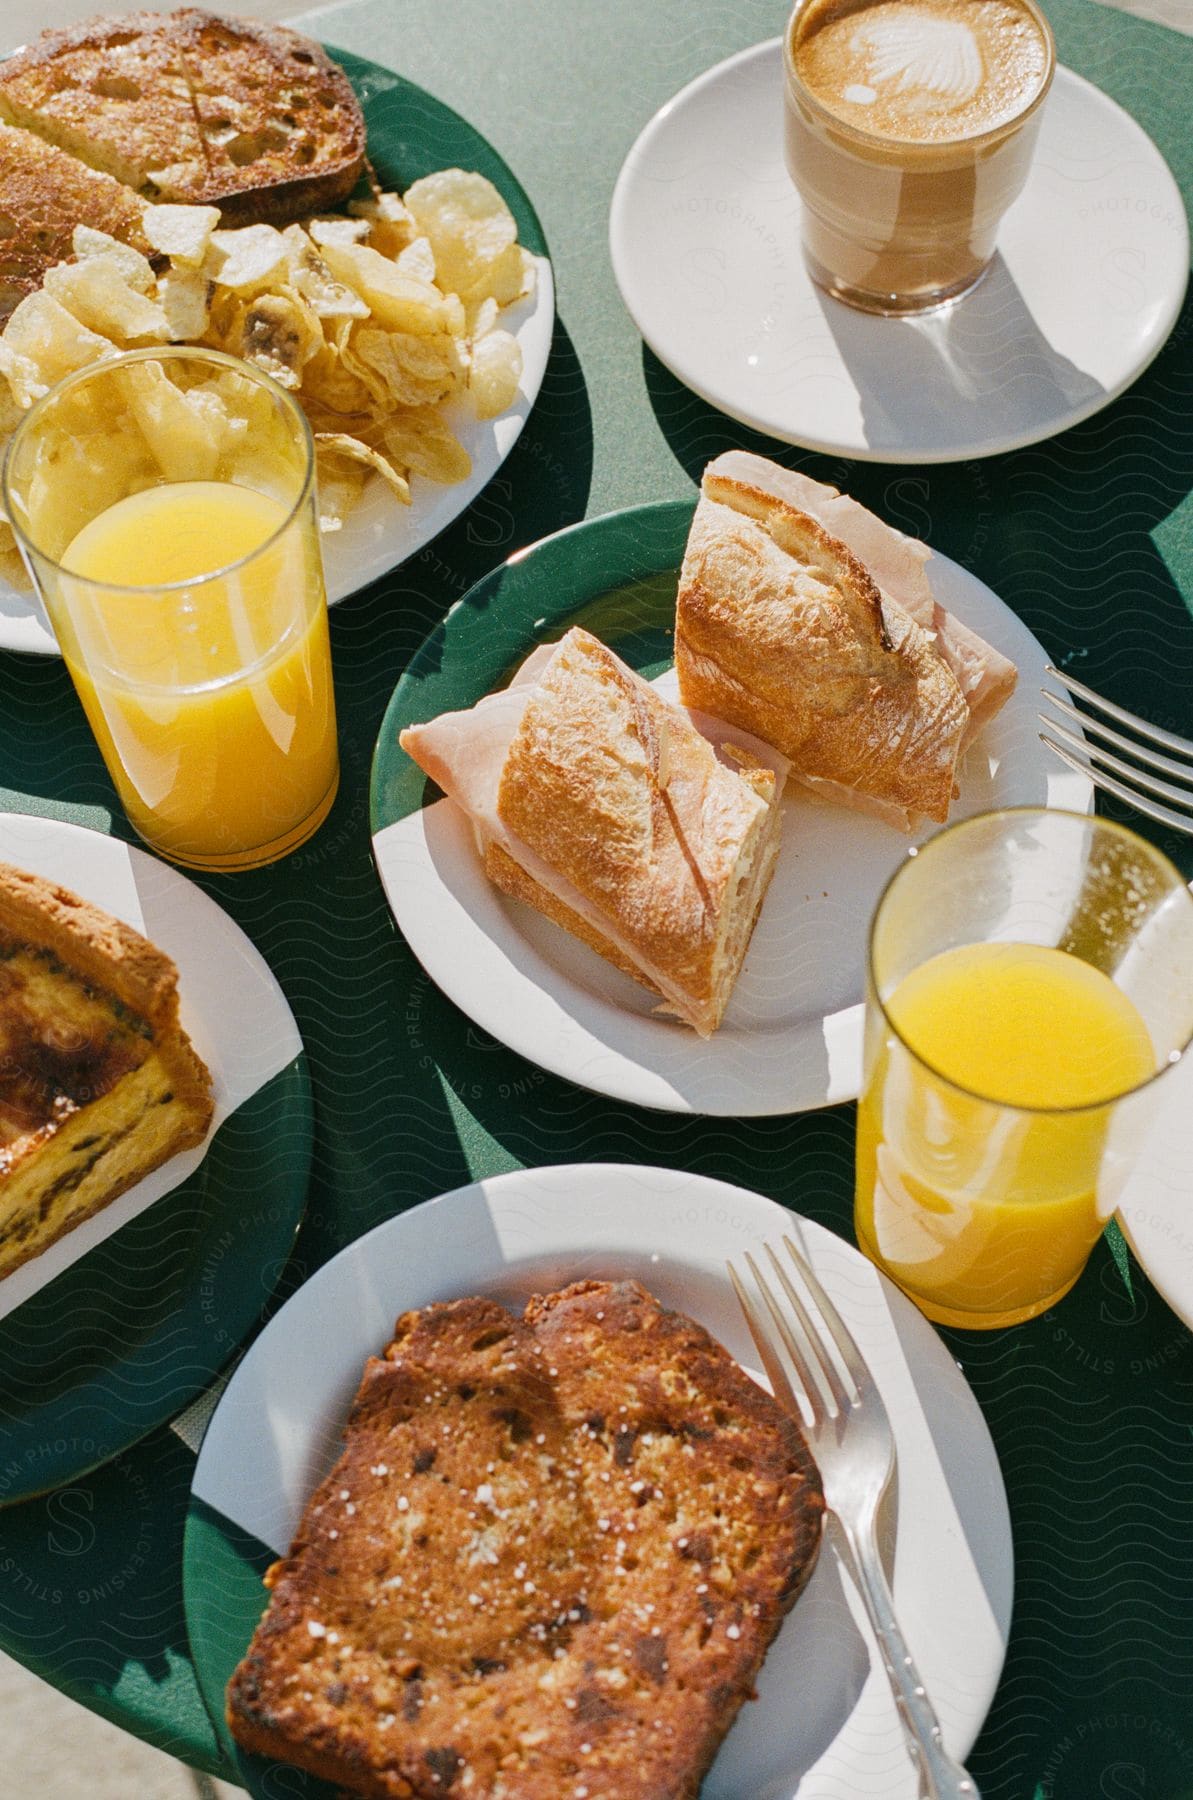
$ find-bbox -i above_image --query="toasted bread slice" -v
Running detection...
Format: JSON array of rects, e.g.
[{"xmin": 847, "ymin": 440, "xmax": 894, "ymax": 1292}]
[
  {"xmin": 0, "ymin": 120, "xmax": 150, "ymax": 322},
  {"xmin": 226, "ymin": 1279, "xmax": 824, "ymax": 1800},
  {"xmin": 0, "ymin": 9, "xmax": 366, "ymax": 225},
  {"xmin": 0, "ymin": 863, "xmax": 214, "ymax": 1279}
]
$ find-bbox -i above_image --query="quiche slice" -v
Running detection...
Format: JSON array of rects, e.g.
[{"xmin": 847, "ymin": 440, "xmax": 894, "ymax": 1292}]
[{"xmin": 0, "ymin": 862, "xmax": 214, "ymax": 1281}]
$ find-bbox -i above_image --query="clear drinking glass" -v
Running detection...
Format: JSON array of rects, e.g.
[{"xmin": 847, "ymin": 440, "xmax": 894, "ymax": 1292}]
[
  {"xmin": 2, "ymin": 346, "xmax": 338, "ymax": 872},
  {"xmin": 855, "ymin": 808, "xmax": 1193, "ymax": 1328},
  {"xmin": 783, "ymin": 0, "xmax": 1055, "ymax": 315}
]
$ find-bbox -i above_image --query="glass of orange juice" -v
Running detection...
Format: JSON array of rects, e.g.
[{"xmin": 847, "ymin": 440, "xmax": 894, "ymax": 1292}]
[
  {"xmin": 855, "ymin": 807, "xmax": 1193, "ymax": 1329},
  {"xmin": 2, "ymin": 346, "xmax": 338, "ymax": 872}
]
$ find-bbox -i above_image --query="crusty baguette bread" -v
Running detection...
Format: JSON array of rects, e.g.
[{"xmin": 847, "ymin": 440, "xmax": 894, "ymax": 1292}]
[
  {"xmin": 677, "ymin": 453, "xmax": 1017, "ymax": 828},
  {"xmin": 0, "ymin": 9, "xmax": 366, "ymax": 225},
  {"xmin": 400, "ymin": 628, "xmax": 789, "ymax": 1037},
  {"xmin": 226, "ymin": 1279, "xmax": 825, "ymax": 1800},
  {"xmin": 0, "ymin": 119, "xmax": 150, "ymax": 323},
  {"xmin": 0, "ymin": 862, "xmax": 213, "ymax": 1279}
]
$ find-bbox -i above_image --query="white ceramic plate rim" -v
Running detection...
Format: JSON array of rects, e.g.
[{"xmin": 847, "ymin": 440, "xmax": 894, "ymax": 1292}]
[
  {"xmin": 609, "ymin": 45, "xmax": 1188, "ymax": 463},
  {"xmin": 372, "ymin": 545, "xmax": 1092, "ymax": 1115},
  {"xmin": 0, "ymin": 257, "xmax": 554, "ymax": 656},
  {"xmin": 0, "ymin": 810, "xmax": 302, "ymax": 1319},
  {"xmin": 190, "ymin": 1162, "xmax": 1013, "ymax": 1800}
]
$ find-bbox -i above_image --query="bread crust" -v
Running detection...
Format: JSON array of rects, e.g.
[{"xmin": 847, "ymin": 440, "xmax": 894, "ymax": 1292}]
[
  {"xmin": 0, "ymin": 120, "xmax": 150, "ymax": 322},
  {"xmin": 226, "ymin": 1280, "xmax": 824, "ymax": 1799},
  {"xmin": 0, "ymin": 9, "xmax": 366, "ymax": 224},
  {"xmin": 677, "ymin": 470, "xmax": 971, "ymax": 826},
  {"xmin": 493, "ymin": 629, "xmax": 784, "ymax": 1034}
]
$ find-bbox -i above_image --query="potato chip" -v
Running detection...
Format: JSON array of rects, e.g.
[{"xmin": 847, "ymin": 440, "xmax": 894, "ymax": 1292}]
[
  {"xmin": 71, "ymin": 227, "xmax": 156, "ymax": 294},
  {"xmin": 404, "ymin": 169, "xmax": 517, "ymax": 300},
  {"xmin": 316, "ymin": 240, "xmax": 449, "ymax": 335},
  {"xmin": 0, "ymin": 157, "xmax": 532, "ymax": 542},
  {"xmin": 0, "ymin": 525, "xmax": 28, "ymax": 592},
  {"xmin": 379, "ymin": 407, "xmax": 471, "ymax": 485},
  {"xmin": 116, "ymin": 360, "xmax": 228, "ymax": 483},
  {"xmin": 461, "ymin": 242, "xmax": 536, "ymax": 311},
  {"xmin": 158, "ymin": 267, "xmax": 212, "ymax": 342},
  {"xmin": 232, "ymin": 290, "xmax": 323, "ymax": 390},
  {"xmin": 315, "ymin": 432, "xmax": 411, "ymax": 505},
  {"xmin": 315, "ymin": 450, "xmax": 367, "ymax": 532},
  {"xmin": 282, "ymin": 227, "xmax": 369, "ymax": 321},
  {"xmin": 301, "ymin": 343, "xmax": 378, "ymax": 417},
  {"xmin": 0, "ymin": 340, "xmax": 47, "ymax": 412},
  {"xmin": 344, "ymin": 325, "xmax": 460, "ymax": 410},
  {"xmin": 143, "ymin": 203, "xmax": 222, "ymax": 268},
  {"xmin": 208, "ymin": 224, "xmax": 290, "ymax": 294},
  {"xmin": 45, "ymin": 258, "xmax": 170, "ymax": 345},
  {"xmin": 3, "ymin": 291, "xmax": 114, "ymax": 388},
  {"xmin": 467, "ymin": 328, "xmax": 522, "ymax": 419},
  {"xmin": 308, "ymin": 216, "xmax": 370, "ymax": 249},
  {"xmin": 395, "ymin": 236, "xmax": 436, "ymax": 285},
  {"xmin": 349, "ymin": 191, "xmax": 417, "ymax": 259}
]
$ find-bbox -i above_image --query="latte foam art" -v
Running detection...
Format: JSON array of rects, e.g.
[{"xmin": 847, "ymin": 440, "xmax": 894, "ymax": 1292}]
[{"xmin": 851, "ymin": 12, "xmax": 983, "ymax": 101}]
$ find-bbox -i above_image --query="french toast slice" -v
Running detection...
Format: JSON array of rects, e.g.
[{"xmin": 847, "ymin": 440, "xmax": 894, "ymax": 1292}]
[
  {"xmin": 0, "ymin": 863, "xmax": 213, "ymax": 1280},
  {"xmin": 0, "ymin": 120, "xmax": 151, "ymax": 323},
  {"xmin": 227, "ymin": 1279, "xmax": 824, "ymax": 1800},
  {"xmin": 0, "ymin": 9, "xmax": 366, "ymax": 225}
]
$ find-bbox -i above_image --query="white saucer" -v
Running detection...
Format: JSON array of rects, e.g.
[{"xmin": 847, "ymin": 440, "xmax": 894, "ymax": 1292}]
[
  {"xmin": 189, "ymin": 1165, "xmax": 1013, "ymax": 1800},
  {"xmin": 610, "ymin": 43, "xmax": 1188, "ymax": 463}
]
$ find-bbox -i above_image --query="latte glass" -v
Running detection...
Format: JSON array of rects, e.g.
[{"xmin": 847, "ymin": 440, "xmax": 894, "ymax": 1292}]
[{"xmin": 783, "ymin": 0, "xmax": 1055, "ymax": 315}]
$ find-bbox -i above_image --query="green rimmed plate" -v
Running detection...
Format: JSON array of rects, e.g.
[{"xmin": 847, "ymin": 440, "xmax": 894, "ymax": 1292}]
[
  {"xmin": 0, "ymin": 812, "xmax": 311, "ymax": 1503},
  {"xmin": 369, "ymin": 502, "xmax": 1090, "ymax": 1114},
  {"xmin": 0, "ymin": 46, "xmax": 555, "ymax": 656}
]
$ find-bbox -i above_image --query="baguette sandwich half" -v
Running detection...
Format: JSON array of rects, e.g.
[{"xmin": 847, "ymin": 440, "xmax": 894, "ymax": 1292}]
[
  {"xmin": 399, "ymin": 627, "xmax": 789, "ymax": 1037},
  {"xmin": 676, "ymin": 452, "xmax": 1017, "ymax": 828}
]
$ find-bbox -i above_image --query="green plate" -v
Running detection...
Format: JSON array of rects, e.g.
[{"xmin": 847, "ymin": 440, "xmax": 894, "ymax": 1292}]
[
  {"xmin": 0, "ymin": 814, "xmax": 311, "ymax": 1504},
  {"xmin": 368, "ymin": 503, "xmax": 1081, "ymax": 1113}
]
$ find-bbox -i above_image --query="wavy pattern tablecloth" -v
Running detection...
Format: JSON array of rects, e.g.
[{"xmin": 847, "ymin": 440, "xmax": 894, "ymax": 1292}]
[{"xmin": 0, "ymin": 0, "xmax": 1190, "ymax": 1792}]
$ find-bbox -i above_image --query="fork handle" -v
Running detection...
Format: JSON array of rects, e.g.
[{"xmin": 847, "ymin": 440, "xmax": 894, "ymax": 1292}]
[{"xmin": 836, "ymin": 1517, "xmax": 981, "ymax": 1800}]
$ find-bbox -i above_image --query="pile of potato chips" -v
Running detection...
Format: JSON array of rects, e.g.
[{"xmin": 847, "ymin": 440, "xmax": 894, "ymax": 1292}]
[{"xmin": 0, "ymin": 168, "xmax": 534, "ymax": 583}]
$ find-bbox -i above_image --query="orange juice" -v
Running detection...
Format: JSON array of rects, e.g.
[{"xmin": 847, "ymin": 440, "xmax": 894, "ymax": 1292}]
[
  {"xmin": 59, "ymin": 481, "xmax": 338, "ymax": 869},
  {"xmin": 855, "ymin": 941, "xmax": 1156, "ymax": 1327}
]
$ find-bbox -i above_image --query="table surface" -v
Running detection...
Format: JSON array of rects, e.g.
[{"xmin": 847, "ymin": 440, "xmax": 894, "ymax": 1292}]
[{"xmin": 0, "ymin": 0, "xmax": 1191, "ymax": 1795}]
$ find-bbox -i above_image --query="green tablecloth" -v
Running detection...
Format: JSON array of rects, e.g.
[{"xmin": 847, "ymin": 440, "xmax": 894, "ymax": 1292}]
[{"xmin": 0, "ymin": 0, "xmax": 1191, "ymax": 1791}]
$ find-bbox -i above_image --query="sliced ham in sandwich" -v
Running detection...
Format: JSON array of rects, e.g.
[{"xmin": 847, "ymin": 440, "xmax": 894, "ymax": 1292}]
[{"xmin": 400, "ymin": 627, "xmax": 788, "ymax": 1037}]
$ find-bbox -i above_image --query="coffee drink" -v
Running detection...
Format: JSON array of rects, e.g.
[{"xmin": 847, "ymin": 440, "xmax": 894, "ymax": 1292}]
[{"xmin": 783, "ymin": 0, "xmax": 1054, "ymax": 314}]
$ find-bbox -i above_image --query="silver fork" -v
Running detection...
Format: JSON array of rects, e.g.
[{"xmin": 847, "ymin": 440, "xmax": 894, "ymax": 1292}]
[
  {"xmin": 1040, "ymin": 666, "xmax": 1193, "ymax": 837},
  {"xmin": 729, "ymin": 1238, "xmax": 980, "ymax": 1800}
]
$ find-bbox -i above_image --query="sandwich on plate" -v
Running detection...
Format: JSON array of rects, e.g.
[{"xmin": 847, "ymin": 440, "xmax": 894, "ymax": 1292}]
[
  {"xmin": 400, "ymin": 627, "xmax": 788, "ymax": 1037},
  {"xmin": 676, "ymin": 451, "xmax": 1017, "ymax": 828}
]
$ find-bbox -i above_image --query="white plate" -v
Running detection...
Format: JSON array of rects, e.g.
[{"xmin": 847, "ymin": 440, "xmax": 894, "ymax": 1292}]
[
  {"xmin": 0, "ymin": 809, "xmax": 304, "ymax": 1321},
  {"xmin": 0, "ymin": 259, "xmax": 554, "ymax": 657},
  {"xmin": 373, "ymin": 545, "xmax": 1091, "ymax": 1115},
  {"xmin": 189, "ymin": 1163, "xmax": 1013, "ymax": 1800},
  {"xmin": 609, "ymin": 44, "xmax": 1188, "ymax": 463}
]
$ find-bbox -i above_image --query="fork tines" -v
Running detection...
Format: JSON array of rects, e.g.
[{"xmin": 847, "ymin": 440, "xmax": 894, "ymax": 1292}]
[
  {"xmin": 1040, "ymin": 666, "xmax": 1193, "ymax": 837},
  {"xmin": 728, "ymin": 1238, "xmax": 861, "ymax": 1432}
]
